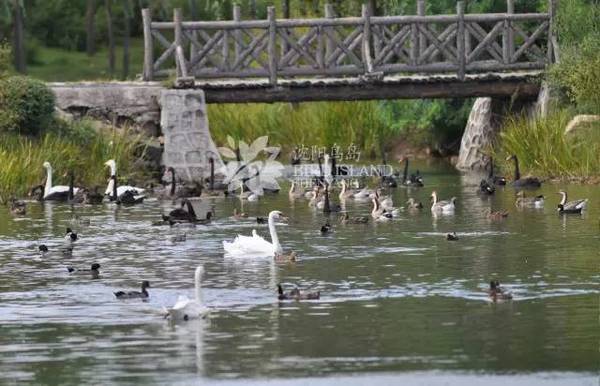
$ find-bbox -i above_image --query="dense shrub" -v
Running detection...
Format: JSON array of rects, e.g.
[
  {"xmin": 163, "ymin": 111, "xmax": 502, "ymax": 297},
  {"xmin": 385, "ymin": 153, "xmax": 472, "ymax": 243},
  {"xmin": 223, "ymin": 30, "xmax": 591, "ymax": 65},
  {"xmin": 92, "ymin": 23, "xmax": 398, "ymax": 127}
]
[
  {"xmin": 0, "ymin": 76, "xmax": 55, "ymax": 136},
  {"xmin": 0, "ymin": 42, "xmax": 10, "ymax": 77}
]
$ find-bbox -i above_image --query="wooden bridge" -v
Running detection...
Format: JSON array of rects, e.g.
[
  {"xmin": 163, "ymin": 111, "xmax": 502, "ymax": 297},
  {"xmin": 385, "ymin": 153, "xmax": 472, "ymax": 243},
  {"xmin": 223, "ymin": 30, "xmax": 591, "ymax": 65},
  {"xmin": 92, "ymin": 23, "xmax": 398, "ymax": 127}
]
[{"xmin": 140, "ymin": 0, "xmax": 557, "ymax": 103}]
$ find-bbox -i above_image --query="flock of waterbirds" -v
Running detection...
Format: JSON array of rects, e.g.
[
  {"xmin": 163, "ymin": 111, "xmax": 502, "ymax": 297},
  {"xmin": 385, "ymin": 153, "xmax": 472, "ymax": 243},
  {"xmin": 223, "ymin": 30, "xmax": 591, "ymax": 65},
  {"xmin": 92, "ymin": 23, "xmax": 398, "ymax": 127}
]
[{"xmin": 6, "ymin": 154, "xmax": 591, "ymax": 320}]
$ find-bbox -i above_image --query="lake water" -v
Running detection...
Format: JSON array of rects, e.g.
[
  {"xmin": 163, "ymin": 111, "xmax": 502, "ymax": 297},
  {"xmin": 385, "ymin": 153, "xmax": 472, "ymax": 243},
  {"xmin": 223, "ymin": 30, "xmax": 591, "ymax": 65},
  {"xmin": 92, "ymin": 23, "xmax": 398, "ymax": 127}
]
[{"xmin": 0, "ymin": 160, "xmax": 598, "ymax": 385}]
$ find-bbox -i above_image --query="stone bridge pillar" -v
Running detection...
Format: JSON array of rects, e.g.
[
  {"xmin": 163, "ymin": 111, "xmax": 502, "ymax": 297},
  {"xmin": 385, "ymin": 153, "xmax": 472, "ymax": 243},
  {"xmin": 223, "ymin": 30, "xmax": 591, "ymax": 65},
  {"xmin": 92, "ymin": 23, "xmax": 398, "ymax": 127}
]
[
  {"xmin": 457, "ymin": 96, "xmax": 537, "ymax": 172},
  {"xmin": 160, "ymin": 89, "xmax": 223, "ymax": 182}
]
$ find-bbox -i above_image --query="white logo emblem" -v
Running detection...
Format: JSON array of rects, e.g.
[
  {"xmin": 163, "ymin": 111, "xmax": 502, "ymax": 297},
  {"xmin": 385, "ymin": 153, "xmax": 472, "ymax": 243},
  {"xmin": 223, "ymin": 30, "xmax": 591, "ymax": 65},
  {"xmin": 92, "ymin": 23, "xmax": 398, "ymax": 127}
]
[{"xmin": 217, "ymin": 136, "xmax": 284, "ymax": 195}]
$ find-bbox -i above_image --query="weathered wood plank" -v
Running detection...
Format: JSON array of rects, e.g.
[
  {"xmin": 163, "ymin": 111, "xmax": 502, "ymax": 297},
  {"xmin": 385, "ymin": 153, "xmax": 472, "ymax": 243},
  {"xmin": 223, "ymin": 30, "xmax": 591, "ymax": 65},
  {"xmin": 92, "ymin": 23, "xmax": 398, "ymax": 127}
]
[
  {"xmin": 362, "ymin": 5, "xmax": 374, "ymax": 73},
  {"xmin": 142, "ymin": 8, "xmax": 153, "ymax": 80},
  {"xmin": 511, "ymin": 21, "xmax": 548, "ymax": 62},
  {"xmin": 268, "ymin": 7, "xmax": 278, "ymax": 86},
  {"xmin": 457, "ymin": 1, "xmax": 465, "ymax": 80},
  {"xmin": 468, "ymin": 22, "xmax": 504, "ymax": 63}
]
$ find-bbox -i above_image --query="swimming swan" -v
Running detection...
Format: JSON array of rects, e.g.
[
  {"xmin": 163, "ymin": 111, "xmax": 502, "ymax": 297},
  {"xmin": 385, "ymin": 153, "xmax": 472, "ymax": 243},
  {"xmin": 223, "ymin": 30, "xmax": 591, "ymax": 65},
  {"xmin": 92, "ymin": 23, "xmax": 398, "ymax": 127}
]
[
  {"xmin": 430, "ymin": 191, "xmax": 456, "ymax": 213},
  {"xmin": 165, "ymin": 265, "xmax": 209, "ymax": 321},
  {"xmin": 223, "ymin": 210, "xmax": 287, "ymax": 257},
  {"xmin": 104, "ymin": 159, "xmax": 145, "ymax": 198},
  {"xmin": 42, "ymin": 162, "xmax": 80, "ymax": 201}
]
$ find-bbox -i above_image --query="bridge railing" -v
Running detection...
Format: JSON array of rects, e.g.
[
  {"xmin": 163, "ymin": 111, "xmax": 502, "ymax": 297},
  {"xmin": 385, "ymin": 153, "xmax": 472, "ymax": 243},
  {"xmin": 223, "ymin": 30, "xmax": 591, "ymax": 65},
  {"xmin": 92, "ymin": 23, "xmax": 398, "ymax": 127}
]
[{"xmin": 141, "ymin": 0, "xmax": 557, "ymax": 84}]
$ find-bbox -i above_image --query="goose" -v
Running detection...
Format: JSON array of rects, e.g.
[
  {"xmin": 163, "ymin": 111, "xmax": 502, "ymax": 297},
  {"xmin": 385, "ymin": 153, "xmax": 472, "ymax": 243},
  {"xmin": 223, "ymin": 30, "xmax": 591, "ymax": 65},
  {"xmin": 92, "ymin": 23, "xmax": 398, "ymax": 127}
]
[
  {"xmin": 506, "ymin": 155, "xmax": 542, "ymax": 188},
  {"xmin": 339, "ymin": 213, "xmax": 369, "ymax": 224},
  {"xmin": 232, "ymin": 208, "xmax": 248, "ymax": 220},
  {"xmin": 83, "ymin": 186, "xmax": 104, "ymax": 204},
  {"xmin": 557, "ymin": 190, "xmax": 588, "ymax": 214},
  {"xmin": 114, "ymin": 281, "xmax": 151, "ymax": 300},
  {"xmin": 371, "ymin": 198, "xmax": 393, "ymax": 221},
  {"xmin": 67, "ymin": 263, "xmax": 100, "ymax": 279},
  {"xmin": 104, "ymin": 159, "xmax": 145, "ymax": 198},
  {"xmin": 488, "ymin": 280, "xmax": 512, "ymax": 302},
  {"xmin": 430, "ymin": 191, "xmax": 456, "ymax": 213},
  {"xmin": 274, "ymin": 251, "xmax": 297, "ymax": 263},
  {"xmin": 42, "ymin": 162, "xmax": 79, "ymax": 201},
  {"xmin": 320, "ymin": 222, "xmax": 332, "ymax": 234},
  {"xmin": 339, "ymin": 180, "xmax": 354, "ymax": 200},
  {"xmin": 406, "ymin": 198, "xmax": 423, "ymax": 210},
  {"xmin": 478, "ymin": 179, "xmax": 495, "ymax": 195},
  {"xmin": 223, "ymin": 210, "xmax": 287, "ymax": 257},
  {"xmin": 446, "ymin": 232, "xmax": 459, "ymax": 241},
  {"xmin": 65, "ymin": 227, "xmax": 78, "ymax": 242},
  {"xmin": 288, "ymin": 181, "xmax": 304, "ymax": 200},
  {"xmin": 67, "ymin": 172, "xmax": 86, "ymax": 204},
  {"xmin": 168, "ymin": 199, "xmax": 197, "ymax": 222},
  {"xmin": 165, "ymin": 265, "xmax": 209, "ymax": 321},
  {"xmin": 353, "ymin": 187, "xmax": 374, "ymax": 201},
  {"xmin": 28, "ymin": 184, "xmax": 45, "ymax": 201},
  {"xmin": 486, "ymin": 209, "xmax": 509, "ymax": 220},
  {"xmin": 277, "ymin": 284, "xmax": 320, "ymax": 301},
  {"xmin": 239, "ymin": 182, "xmax": 259, "ymax": 202},
  {"xmin": 515, "ymin": 191, "xmax": 544, "ymax": 208},
  {"xmin": 9, "ymin": 198, "xmax": 26, "ymax": 216}
]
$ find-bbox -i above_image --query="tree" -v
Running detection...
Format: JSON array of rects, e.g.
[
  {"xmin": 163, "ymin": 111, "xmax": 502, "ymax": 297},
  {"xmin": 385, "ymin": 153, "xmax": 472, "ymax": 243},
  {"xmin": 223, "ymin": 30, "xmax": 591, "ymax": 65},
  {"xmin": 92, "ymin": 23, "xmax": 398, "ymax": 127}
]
[
  {"xmin": 85, "ymin": 0, "xmax": 97, "ymax": 56},
  {"xmin": 105, "ymin": 0, "xmax": 115, "ymax": 76},
  {"xmin": 281, "ymin": 0, "xmax": 289, "ymax": 18},
  {"xmin": 122, "ymin": 0, "xmax": 132, "ymax": 80},
  {"xmin": 11, "ymin": 0, "xmax": 25, "ymax": 73}
]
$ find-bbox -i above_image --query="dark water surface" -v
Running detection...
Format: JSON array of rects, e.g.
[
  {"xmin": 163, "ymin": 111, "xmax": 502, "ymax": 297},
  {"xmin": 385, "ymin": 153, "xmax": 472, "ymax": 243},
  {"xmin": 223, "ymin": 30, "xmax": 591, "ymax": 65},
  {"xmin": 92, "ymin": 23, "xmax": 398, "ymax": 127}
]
[{"xmin": 0, "ymin": 161, "xmax": 598, "ymax": 385}]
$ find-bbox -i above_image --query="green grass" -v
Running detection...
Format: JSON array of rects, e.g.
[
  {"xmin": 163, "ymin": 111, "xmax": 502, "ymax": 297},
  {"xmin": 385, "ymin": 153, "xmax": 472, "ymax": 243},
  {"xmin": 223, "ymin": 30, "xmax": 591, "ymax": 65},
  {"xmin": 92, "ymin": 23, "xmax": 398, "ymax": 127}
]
[
  {"xmin": 208, "ymin": 101, "xmax": 399, "ymax": 159},
  {"xmin": 27, "ymin": 39, "xmax": 145, "ymax": 82},
  {"xmin": 0, "ymin": 119, "xmax": 146, "ymax": 201},
  {"xmin": 494, "ymin": 110, "xmax": 600, "ymax": 179}
]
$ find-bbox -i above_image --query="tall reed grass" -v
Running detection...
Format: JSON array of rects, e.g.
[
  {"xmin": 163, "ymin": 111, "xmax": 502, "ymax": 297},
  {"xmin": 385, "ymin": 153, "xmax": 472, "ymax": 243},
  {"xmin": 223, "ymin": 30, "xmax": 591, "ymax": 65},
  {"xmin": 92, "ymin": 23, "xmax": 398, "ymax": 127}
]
[
  {"xmin": 494, "ymin": 110, "xmax": 600, "ymax": 178},
  {"xmin": 0, "ymin": 120, "xmax": 145, "ymax": 201},
  {"xmin": 207, "ymin": 101, "xmax": 398, "ymax": 159}
]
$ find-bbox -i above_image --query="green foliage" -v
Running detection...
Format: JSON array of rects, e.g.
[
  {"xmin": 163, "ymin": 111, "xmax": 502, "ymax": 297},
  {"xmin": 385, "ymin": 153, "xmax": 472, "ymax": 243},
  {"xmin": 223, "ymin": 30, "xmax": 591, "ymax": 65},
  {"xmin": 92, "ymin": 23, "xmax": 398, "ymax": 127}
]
[
  {"xmin": 0, "ymin": 75, "xmax": 55, "ymax": 136},
  {"xmin": 494, "ymin": 110, "xmax": 600, "ymax": 178},
  {"xmin": 548, "ymin": 0, "xmax": 600, "ymax": 113},
  {"xmin": 0, "ymin": 41, "xmax": 9, "ymax": 76},
  {"xmin": 0, "ymin": 120, "xmax": 145, "ymax": 200}
]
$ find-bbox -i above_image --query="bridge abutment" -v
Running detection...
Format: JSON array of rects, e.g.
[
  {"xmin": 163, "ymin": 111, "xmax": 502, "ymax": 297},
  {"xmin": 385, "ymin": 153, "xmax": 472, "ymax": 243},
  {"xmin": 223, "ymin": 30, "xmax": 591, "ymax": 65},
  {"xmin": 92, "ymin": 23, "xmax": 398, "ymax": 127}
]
[{"xmin": 159, "ymin": 89, "xmax": 223, "ymax": 182}]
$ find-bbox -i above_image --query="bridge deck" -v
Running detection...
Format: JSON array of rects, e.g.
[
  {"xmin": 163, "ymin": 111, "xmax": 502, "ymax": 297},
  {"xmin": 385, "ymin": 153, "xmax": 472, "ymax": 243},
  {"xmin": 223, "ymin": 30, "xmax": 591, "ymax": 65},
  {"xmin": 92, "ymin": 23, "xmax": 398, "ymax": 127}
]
[{"xmin": 195, "ymin": 71, "xmax": 542, "ymax": 103}]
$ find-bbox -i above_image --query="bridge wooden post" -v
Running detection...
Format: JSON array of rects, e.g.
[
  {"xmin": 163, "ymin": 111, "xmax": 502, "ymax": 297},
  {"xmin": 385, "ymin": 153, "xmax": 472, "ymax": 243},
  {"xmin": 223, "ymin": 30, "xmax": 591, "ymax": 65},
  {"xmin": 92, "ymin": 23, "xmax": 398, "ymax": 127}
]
[
  {"xmin": 267, "ymin": 6, "xmax": 278, "ymax": 86},
  {"xmin": 456, "ymin": 1, "xmax": 465, "ymax": 80},
  {"xmin": 174, "ymin": 8, "xmax": 183, "ymax": 78},
  {"xmin": 417, "ymin": 0, "xmax": 426, "ymax": 56},
  {"xmin": 142, "ymin": 8, "xmax": 153, "ymax": 81},
  {"xmin": 233, "ymin": 5, "xmax": 241, "ymax": 63},
  {"xmin": 362, "ymin": 4, "xmax": 374, "ymax": 73},
  {"xmin": 505, "ymin": 0, "xmax": 515, "ymax": 64},
  {"xmin": 324, "ymin": 4, "xmax": 334, "ymax": 66},
  {"xmin": 547, "ymin": 0, "xmax": 556, "ymax": 64}
]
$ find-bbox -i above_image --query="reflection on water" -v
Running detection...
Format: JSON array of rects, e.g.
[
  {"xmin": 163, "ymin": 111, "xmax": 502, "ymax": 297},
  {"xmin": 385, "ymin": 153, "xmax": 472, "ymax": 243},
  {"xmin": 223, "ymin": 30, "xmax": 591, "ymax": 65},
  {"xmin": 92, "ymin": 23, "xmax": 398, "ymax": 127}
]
[{"xmin": 0, "ymin": 161, "xmax": 598, "ymax": 384}]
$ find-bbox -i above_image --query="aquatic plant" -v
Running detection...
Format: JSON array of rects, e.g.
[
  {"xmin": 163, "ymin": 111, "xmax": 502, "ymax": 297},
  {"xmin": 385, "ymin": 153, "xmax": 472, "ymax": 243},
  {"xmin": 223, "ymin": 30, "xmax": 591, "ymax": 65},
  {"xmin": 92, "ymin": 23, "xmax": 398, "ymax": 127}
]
[{"xmin": 494, "ymin": 110, "xmax": 600, "ymax": 179}]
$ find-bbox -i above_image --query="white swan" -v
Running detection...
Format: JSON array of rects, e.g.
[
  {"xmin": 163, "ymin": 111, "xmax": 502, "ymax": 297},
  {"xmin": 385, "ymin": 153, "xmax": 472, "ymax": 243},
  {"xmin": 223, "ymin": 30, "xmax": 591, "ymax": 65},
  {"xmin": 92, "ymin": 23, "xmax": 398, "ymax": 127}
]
[
  {"xmin": 42, "ymin": 162, "xmax": 79, "ymax": 200},
  {"xmin": 223, "ymin": 210, "xmax": 287, "ymax": 257},
  {"xmin": 104, "ymin": 159, "xmax": 145, "ymax": 197},
  {"xmin": 165, "ymin": 265, "xmax": 209, "ymax": 321},
  {"xmin": 431, "ymin": 191, "xmax": 456, "ymax": 213}
]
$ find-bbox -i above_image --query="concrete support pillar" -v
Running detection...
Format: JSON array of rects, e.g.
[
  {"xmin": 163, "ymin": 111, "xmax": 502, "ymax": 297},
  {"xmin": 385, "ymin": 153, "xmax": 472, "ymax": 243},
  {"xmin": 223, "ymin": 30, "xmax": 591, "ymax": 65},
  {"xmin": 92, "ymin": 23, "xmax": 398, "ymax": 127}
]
[{"xmin": 160, "ymin": 89, "xmax": 223, "ymax": 182}]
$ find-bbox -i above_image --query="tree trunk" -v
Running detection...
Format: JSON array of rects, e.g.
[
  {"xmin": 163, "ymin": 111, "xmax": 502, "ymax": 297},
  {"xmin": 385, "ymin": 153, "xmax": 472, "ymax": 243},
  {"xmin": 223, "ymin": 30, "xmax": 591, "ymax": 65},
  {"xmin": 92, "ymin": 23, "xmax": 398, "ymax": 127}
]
[
  {"xmin": 85, "ymin": 0, "xmax": 97, "ymax": 56},
  {"xmin": 105, "ymin": 0, "xmax": 115, "ymax": 76},
  {"xmin": 189, "ymin": 0, "xmax": 198, "ymax": 20},
  {"xmin": 12, "ymin": 0, "xmax": 26, "ymax": 73},
  {"xmin": 122, "ymin": 2, "xmax": 131, "ymax": 80},
  {"xmin": 368, "ymin": 0, "xmax": 378, "ymax": 16},
  {"xmin": 281, "ymin": 0, "xmax": 289, "ymax": 18},
  {"xmin": 249, "ymin": 0, "xmax": 256, "ymax": 18}
]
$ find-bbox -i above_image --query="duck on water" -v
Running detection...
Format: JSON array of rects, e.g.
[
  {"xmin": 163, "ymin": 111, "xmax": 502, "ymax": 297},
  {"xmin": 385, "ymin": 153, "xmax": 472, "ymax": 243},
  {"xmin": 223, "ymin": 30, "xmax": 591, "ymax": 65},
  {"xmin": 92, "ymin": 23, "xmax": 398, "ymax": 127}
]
[{"xmin": 115, "ymin": 281, "xmax": 151, "ymax": 300}]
